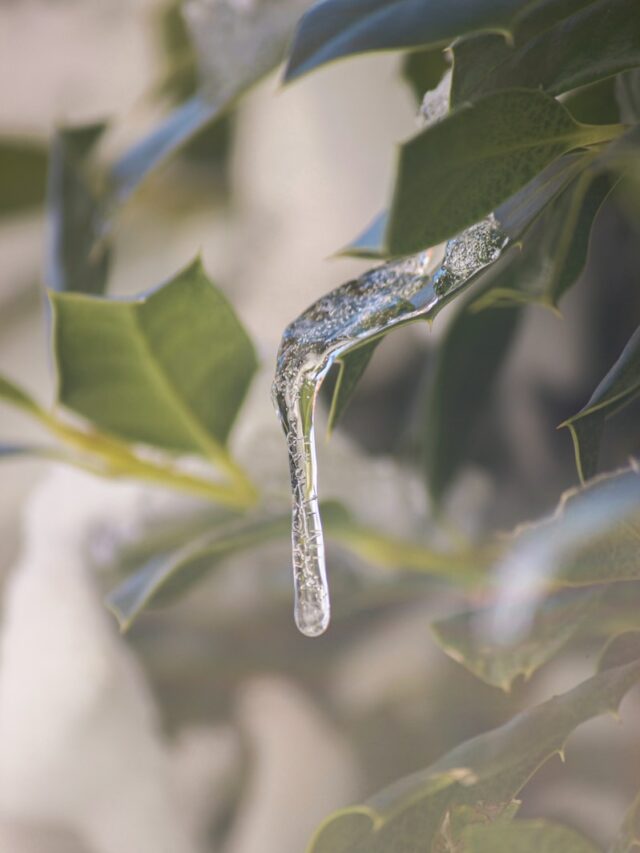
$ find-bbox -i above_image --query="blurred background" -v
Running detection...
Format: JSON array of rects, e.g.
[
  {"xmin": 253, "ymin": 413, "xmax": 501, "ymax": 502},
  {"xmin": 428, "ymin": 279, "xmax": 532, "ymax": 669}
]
[{"xmin": 1, "ymin": 1, "xmax": 639, "ymax": 851}]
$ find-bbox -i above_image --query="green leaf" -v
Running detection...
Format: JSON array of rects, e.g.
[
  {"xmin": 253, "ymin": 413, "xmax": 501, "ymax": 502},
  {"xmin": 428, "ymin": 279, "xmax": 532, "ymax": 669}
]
[
  {"xmin": 111, "ymin": 0, "xmax": 307, "ymax": 200},
  {"xmin": 401, "ymin": 48, "xmax": 449, "ymax": 104},
  {"xmin": 107, "ymin": 510, "xmax": 291, "ymax": 630},
  {"xmin": 0, "ymin": 138, "xmax": 48, "ymax": 217},
  {"xmin": 51, "ymin": 258, "xmax": 257, "ymax": 457},
  {"xmin": 462, "ymin": 819, "xmax": 600, "ymax": 853},
  {"xmin": 493, "ymin": 151, "xmax": 592, "ymax": 240},
  {"xmin": 48, "ymin": 123, "xmax": 111, "ymax": 295},
  {"xmin": 563, "ymin": 77, "xmax": 621, "ymax": 126},
  {"xmin": 476, "ymin": 166, "xmax": 615, "ymax": 310},
  {"xmin": 423, "ymin": 282, "xmax": 521, "ymax": 502},
  {"xmin": 611, "ymin": 790, "xmax": 640, "ymax": 853},
  {"xmin": 562, "ymin": 326, "xmax": 640, "ymax": 482},
  {"xmin": 452, "ymin": 0, "xmax": 640, "ymax": 105},
  {"xmin": 327, "ymin": 340, "xmax": 379, "ymax": 434},
  {"xmin": 381, "ymin": 88, "xmax": 621, "ymax": 256},
  {"xmin": 497, "ymin": 467, "xmax": 640, "ymax": 589},
  {"xmin": 346, "ymin": 152, "xmax": 592, "ymax": 260},
  {"xmin": 285, "ymin": 0, "xmax": 544, "ymax": 82},
  {"xmin": 308, "ymin": 655, "xmax": 640, "ymax": 852},
  {"xmin": 513, "ymin": 0, "xmax": 608, "ymax": 44},
  {"xmin": 432, "ymin": 588, "xmax": 602, "ymax": 691}
]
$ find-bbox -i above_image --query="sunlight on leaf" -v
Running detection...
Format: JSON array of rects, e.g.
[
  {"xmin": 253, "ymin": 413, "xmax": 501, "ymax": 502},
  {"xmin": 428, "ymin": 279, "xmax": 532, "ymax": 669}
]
[
  {"xmin": 381, "ymin": 89, "xmax": 621, "ymax": 255},
  {"xmin": 308, "ymin": 655, "xmax": 640, "ymax": 852},
  {"xmin": 432, "ymin": 588, "xmax": 602, "ymax": 691},
  {"xmin": 285, "ymin": 0, "xmax": 549, "ymax": 82},
  {"xmin": 486, "ymin": 468, "xmax": 640, "ymax": 648},
  {"xmin": 51, "ymin": 258, "xmax": 257, "ymax": 458}
]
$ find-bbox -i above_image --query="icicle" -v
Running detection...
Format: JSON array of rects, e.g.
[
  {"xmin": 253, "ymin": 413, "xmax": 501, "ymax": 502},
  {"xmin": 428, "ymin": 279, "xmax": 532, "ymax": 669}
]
[{"xmin": 272, "ymin": 215, "xmax": 509, "ymax": 636}]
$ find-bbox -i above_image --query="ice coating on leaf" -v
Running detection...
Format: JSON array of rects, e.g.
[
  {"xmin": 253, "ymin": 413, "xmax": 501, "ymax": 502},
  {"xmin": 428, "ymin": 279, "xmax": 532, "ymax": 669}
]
[
  {"xmin": 420, "ymin": 68, "xmax": 452, "ymax": 127},
  {"xmin": 272, "ymin": 215, "xmax": 508, "ymax": 637},
  {"xmin": 184, "ymin": 0, "xmax": 308, "ymax": 101}
]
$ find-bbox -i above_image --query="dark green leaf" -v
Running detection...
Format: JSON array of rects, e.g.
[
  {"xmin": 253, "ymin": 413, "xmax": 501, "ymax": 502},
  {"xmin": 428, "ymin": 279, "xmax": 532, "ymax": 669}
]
[
  {"xmin": 432, "ymin": 588, "xmax": 602, "ymax": 691},
  {"xmin": 0, "ymin": 138, "xmax": 48, "ymax": 217},
  {"xmin": 401, "ymin": 48, "xmax": 448, "ymax": 104},
  {"xmin": 347, "ymin": 152, "xmax": 589, "ymax": 259},
  {"xmin": 563, "ymin": 77, "xmax": 621, "ymax": 126},
  {"xmin": 562, "ymin": 326, "xmax": 640, "ymax": 482},
  {"xmin": 327, "ymin": 340, "xmax": 379, "ymax": 434},
  {"xmin": 462, "ymin": 819, "xmax": 600, "ymax": 853},
  {"xmin": 452, "ymin": 0, "xmax": 640, "ymax": 105},
  {"xmin": 48, "ymin": 123, "xmax": 111, "ymax": 295},
  {"xmin": 423, "ymin": 282, "xmax": 521, "ymax": 502},
  {"xmin": 308, "ymin": 655, "xmax": 640, "ymax": 852},
  {"xmin": 285, "ymin": 0, "xmax": 542, "ymax": 82},
  {"xmin": 451, "ymin": 34, "xmax": 513, "ymax": 106},
  {"xmin": 107, "ymin": 510, "xmax": 291, "ymax": 630},
  {"xmin": 51, "ymin": 258, "xmax": 257, "ymax": 456},
  {"xmin": 382, "ymin": 88, "xmax": 620, "ymax": 256},
  {"xmin": 511, "ymin": 0, "xmax": 600, "ymax": 43},
  {"xmin": 477, "ymin": 166, "xmax": 615, "ymax": 310},
  {"xmin": 494, "ymin": 152, "xmax": 591, "ymax": 240}
]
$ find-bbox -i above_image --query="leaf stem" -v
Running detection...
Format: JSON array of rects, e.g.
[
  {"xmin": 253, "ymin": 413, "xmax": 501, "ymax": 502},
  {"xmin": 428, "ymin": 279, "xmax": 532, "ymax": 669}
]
[{"xmin": 1, "ymin": 386, "xmax": 259, "ymax": 509}]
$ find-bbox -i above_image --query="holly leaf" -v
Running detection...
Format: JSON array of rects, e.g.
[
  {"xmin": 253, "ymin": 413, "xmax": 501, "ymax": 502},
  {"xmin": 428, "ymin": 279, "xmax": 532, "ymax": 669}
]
[
  {"xmin": 401, "ymin": 48, "xmax": 449, "ymax": 104},
  {"xmin": 431, "ymin": 588, "xmax": 602, "ymax": 691},
  {"xmin": 475, "ymin": 166, "xmax": 616, "ymax": 310},
  {"xmin": 462, "ymin": 819, "xmax": 600, "ymax": 853},
  {"xmin": 373, "ymin": 88, "xmax": 620, "ymax": 256},
  {"xmin": 327, "ymin": 340, "xmax": 379, "ymax": 434},
  {"xmin": 562, "ymin": 326, "xmax": 640, "ymax": 482},
  {"xmin": 452, "ymin": 0, "xmax": 640, "ymax": 106},
  {"xmin": 285, "ymin": 0, "xmax": 554, "ymax": 82},
  {"xmin": 47, "ymin": 123, "xmax": 111, "ymax": 295},
  {"xmin": 490, "ymin": 467, "xmax": 640, "ymax": 595},
  {"xmin": 611, "ymin": 790, "xmax": 640, "ymax": 853},
  {"xmin": 107, "ymin": 510, "xmax": 291, "ymax": 630},
  {"xmin": 51, "ymin": 258, "xmax": 257, "ymax": 457},
  {"xmin": 423, "ymin": 281, "xmax": 521, "ymax": 502},
  {"xmin": 308, "ymin": 654, "xmax": 640, "ymax": 851},
  {"xmin": 111, "ymin": 0, "xmax": 308, "ymax": 200}
]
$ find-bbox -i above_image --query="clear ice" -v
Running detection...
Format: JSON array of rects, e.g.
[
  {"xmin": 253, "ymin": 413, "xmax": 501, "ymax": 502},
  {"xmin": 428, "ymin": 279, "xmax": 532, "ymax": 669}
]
[{"xmin": 272, "ymin": 215, "xmax": 509, "ymax": 637}]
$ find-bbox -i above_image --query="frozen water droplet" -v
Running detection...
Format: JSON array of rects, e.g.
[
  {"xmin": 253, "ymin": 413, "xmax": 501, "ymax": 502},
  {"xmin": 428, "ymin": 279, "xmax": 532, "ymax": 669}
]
[{"xmin": 273, "ymin": 215, "xmax": 509, "ymax": 637}]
